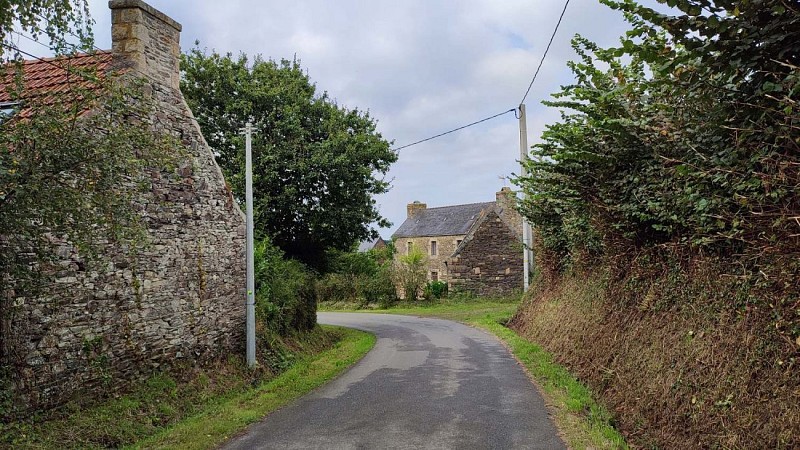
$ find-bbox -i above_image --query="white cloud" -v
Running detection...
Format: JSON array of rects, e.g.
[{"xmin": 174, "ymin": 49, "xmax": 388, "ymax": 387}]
[{"xmin": 72, "ymin": 0, "xmax": 668, "ymax": 237}]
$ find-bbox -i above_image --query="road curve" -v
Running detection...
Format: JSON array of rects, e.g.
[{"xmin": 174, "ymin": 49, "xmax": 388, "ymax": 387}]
[{"xmin": 221, "ymin": 312, "xmax": 565, "ymax": 450}]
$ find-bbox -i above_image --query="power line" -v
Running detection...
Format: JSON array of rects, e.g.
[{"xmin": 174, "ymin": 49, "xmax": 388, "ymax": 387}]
[
  {"xmin": 10, "ymin": 30, "xmax": 59, "ymax": 53},
  {"xmin": 1, "ymin": 41, "xmax": 76, "ymax": 74},
  {"xmin": 519, "ymin": 0, "xmax": 571, "ymax": 105},
  {"xmin": 391, "ymin": 108, "xmax": 516, "ymax": 152}
]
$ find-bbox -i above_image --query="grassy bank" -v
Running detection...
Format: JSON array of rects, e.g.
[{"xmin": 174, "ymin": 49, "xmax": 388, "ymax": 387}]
[
  {"xmin": 2, "ymin": 326, "xmax": 374, "ymax": 449},
  {"xmin": 510, "ymin": 266, "xmax": 799, "ymax": 449},
  {"xmin": 324, "ymin": 297, "xmax": 627, "ymax": 449}
]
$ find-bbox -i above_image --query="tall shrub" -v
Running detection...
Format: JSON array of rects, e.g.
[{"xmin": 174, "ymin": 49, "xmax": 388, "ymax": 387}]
[
  {"xmin": 516, "ymin": 0, "xmax": 799, "ymax": 268},
  {"xmin": 393, "ymin": 247, "xmax": 428, "ymax": 301},
  {"xmin": 254, "ymin": 237, "xmax": 316, "ymax": 336}
]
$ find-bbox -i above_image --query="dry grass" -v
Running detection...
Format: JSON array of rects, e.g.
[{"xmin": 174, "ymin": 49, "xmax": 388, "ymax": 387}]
[{"xmin": 510, "ymin": 261, "xmax": 799, "ymax": 449}]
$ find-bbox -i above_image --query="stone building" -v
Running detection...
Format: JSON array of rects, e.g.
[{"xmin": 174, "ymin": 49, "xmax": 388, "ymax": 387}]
[
  {"xmin": 357, "ymin": 236, "xmax": 387, "ymax": 252},
  {"xmin": 1, "ymin": 0, "xmax": 245, "ymax": 414},
  {"xmin": 391, "ymin": 187, "xmax": 524, "ymax": 296}
]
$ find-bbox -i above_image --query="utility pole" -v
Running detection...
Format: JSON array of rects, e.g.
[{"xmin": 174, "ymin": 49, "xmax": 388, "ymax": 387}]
[
  {"xmin": 244, "ymin": 122, "xmax": 256, "ymax": 368},
  {"xmin": 518, "ymin": 104, "xmax": 532, "ymax": 291}
]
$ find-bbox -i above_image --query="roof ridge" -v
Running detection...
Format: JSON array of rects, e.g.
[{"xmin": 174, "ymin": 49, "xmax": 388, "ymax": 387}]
[
  {"xmin": 423, "ymin": 201, "xmax": 494, "ymax": 211},
  {"xmin": 19, "ymin": 50, "xmax": 111, "ymax": 65}
]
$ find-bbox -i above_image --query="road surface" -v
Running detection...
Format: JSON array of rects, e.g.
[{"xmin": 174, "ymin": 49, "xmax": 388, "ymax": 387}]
[{"xmin": 222, "ymin": 312, "xmax": 565, "ymax": 449}]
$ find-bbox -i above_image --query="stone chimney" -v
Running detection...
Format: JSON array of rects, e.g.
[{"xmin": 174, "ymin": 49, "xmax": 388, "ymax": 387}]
[
  {"xmin": 407, "ymin": 201, "xmax": 427, "ymax": 218},
  {"xmin": 495, "ymin": 187, "xmax": 523, "ymax": 238},
  {"xmin": 109, "ymin": 0, "xmax": 182, "ymax": 90},
  {"xmin": 496, "ymin": 186, "xmax": 516, "ymax": 210}
]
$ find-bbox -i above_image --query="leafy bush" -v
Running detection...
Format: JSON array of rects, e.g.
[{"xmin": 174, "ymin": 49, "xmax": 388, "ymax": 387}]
[
  {"xmin": 254, "ymin": 237, "xmax": 316, "ymax": 336},
  {"xmin": 424, "ymin": 281, "xmax": 448, "ymax": 300},
  {"xmin": 327, "ymin": 250, "xmax": 378, "ymax": 276},
  {"xmin": 316, "ymin": 245, "xmax": 397, "ymax": 307},
  {"xmin": 392, "ymin": 246, "xmax": 427, "ymax": 301},
  {"xmin": 516, "ymin": 0, "xmax": 799, "ymax": 269},
  {"xmin": 363, "ymin": 265, "xmax": 397, "ymax": 308}
]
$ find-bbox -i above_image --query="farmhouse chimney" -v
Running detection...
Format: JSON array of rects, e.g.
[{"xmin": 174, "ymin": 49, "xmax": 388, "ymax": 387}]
[
  {"xmin": 495, "ymin": 187, "xmax": 523, "ymax": 238},
  {"xmin": 407, "ymin": 201, "xmax": 427, "ymax": 218},
  {"xmin": 109, "ymin": 0, "xmax": 182, "ymax": 90},
  {"xmin": 496, "ymin": 186, "xmax": 516, "ymax": 210}
]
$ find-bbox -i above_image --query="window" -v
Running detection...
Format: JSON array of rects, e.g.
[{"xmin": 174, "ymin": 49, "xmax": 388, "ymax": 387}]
[
  {"xmin": 407, "ymin": 241, "xmax": 413, "ymax": 253},
  {"xmin": 0, "ymin": 101, "xmax": 20, "ymax": 122},
  {"xmin": 456, "ymin": 239, "xmax": 463, "ymax": 247},
  {"xmin": 431, "ymin": 270, "xmax": 439, "ymax": 282},
  {"xmin": 430, "ymin": 240, "xmax": 437, "ymax": 256}
]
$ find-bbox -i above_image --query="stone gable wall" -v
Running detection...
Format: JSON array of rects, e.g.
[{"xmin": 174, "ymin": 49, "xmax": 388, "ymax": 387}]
[
  {"xmin": 3, "ymin": 1, "xmax": 245, "ymax": 415},
  {"xmin": 447, "ymin": 212, "xmax": 523, "ymax": 296}
]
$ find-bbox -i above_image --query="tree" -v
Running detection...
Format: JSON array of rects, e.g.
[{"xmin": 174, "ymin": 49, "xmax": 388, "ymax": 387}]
[
  {"xmin": 1, "ymin": 0, "xmax": 94, "ymax": 58},
  {"xmin": 180, "ymin": 48, "xmax": 397, "ymax": 269}
]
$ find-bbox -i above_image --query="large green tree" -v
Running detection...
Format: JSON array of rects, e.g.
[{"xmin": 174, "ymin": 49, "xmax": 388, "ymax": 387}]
[{"xmin": 180, "ymin": 49, "xmax": 397, "ymax": 269}]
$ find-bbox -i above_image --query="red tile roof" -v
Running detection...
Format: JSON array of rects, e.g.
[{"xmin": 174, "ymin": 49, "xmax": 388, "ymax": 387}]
[{"xmin": 0, "ymin": 51, "xmax": 113, "ymax": 115}]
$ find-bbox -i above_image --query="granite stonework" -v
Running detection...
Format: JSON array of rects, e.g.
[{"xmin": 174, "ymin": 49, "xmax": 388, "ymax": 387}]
[
  {"xmin": 447, "ymin": 210, "xmax": 524, "ymax": 297},
  {"xmin": 391, "ymin": 187, "xmax": 524, "ymax": 297},
  {"xmin": 4, "ymin": 0, "xmax": 245, "ymax": 414}
]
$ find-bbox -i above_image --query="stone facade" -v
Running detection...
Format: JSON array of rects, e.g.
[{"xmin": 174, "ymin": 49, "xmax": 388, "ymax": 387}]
[
  {"xmin": 446, "ymin": 210, "xmax": 524, "ymax": 296},
  {"xmin": 3, "ymin": 0, "xmax": 245, "ymax": 414},
  {"xmin": 397, "ymin": 234, "xmax": 465, "ymax": 282},
  {"xmin": 392, "ymin": 188, "xmax": 523, "ymax": 297}
]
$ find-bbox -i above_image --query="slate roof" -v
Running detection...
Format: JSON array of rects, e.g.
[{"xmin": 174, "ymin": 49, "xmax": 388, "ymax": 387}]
[
  {"xmin": 357, "ymin": 236, "xmax": 385, "ymax": 252},
  {"xmin": 392, "ymin": 202, "xmax": 495, "ymax": 238},
  {"xmin": 1, "ymin": 51, "xmax": 113, "ymax": 118}
]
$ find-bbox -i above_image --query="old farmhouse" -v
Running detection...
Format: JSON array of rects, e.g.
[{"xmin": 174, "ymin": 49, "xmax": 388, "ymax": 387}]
[{"xmin": 392, "ymin": 187, "xmax": 524, "ymax": 296}]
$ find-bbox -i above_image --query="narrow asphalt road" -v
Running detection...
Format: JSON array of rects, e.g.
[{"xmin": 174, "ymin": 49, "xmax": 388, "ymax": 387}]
[{"xmin": 222, "ymin": 312, "xmax": 565, "ymax": 450}]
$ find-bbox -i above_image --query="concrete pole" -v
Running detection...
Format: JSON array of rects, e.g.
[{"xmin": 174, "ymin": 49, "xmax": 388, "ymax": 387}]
[
  {"xmin": 245, "ymin": 122, "xmax": 256, "ymax": 367},
  {"xmin": 518, "ymin": 104, "xmax": 532, "ymax": 292}
]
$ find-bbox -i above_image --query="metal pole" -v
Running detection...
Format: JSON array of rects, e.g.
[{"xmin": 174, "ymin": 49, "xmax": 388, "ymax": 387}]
[
  {"xmin": 518, "ymin": 104, "xmax": 532, "ymax": 292},
  {"xmin": 244, "ymin": 122, "xmax": 256, "ymax": 367}
]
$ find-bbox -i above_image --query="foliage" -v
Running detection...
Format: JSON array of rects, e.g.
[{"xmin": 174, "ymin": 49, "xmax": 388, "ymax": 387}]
[
  {"xmin": 392, "ymin": 246, "xmax": 428, "ymax": 301},
  {"xmin": 424, "ymin": 281, "xmax": 448, "ymax": 300},
  {"xmin": 315, "ymin": 244, "xmax": 397, "ymax": 307},
  {"xmin": 1, "ymin": 0, "xmax": 94, "ymax": 59},
  {"xmin": 327, "ymin": 249, "xmax": 379, "ymax": 277},
  {"xmin": 253, "ymin": 237, "xmax": 316, "ymax": 336},
  {"xmin": 1, "ymin": 326, "xmax": 372, "ymax": 449},
  {"xmin": 516, "ymin": 0, "xmax": 799, "ymax": 267},
  {"xmin": 512, "ymin": 1, "xmax": 800, "ymax": 445},
  {"xmin": 180, "ymin": 48, "xmax": 397, "ymax": 269},
  {"xmin": 0, "ymin": 75, "xmax": 178, "ymax": 375}
]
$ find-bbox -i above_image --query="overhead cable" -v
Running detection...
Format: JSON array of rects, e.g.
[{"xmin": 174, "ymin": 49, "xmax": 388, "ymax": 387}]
[
  {"xmin": 519, "ymin": 0, "xmax": 571, "ymax": 105},
  {"xmin": 391, "ymin": 108, "xmax": 516, "ymax": 152}
]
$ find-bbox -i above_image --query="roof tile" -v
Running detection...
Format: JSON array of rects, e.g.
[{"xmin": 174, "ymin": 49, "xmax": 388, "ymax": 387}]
[{"xmin": 1, "ymin": 51, "xmax": 113, "ymax": 117}]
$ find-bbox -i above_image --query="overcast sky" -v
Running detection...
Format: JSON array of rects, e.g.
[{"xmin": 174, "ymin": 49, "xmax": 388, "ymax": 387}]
[{"xmin": 23, "ymin": 0, "xmax": 666, "ymax": 237}]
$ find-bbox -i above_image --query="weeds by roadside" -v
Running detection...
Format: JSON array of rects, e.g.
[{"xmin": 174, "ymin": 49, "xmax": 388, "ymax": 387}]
[{"xmin": 1, "ymin": 326, "xmax": 374, "ymax": 449}]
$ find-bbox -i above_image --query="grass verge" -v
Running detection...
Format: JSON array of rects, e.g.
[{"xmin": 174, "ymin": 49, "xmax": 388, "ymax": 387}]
[
  {"xmin": 3, "ymin": 325, "xmax": 374, "ymax": 450},
  {"xmin": 471, "ymin": 317, "xmax": 627, "ymax": 449},
  {"xmin": 132, "ymin": 325, "xmax": 374, "ymax": 449},
  {"xmin": 326, "ymin": 297, "xmax": 627, "ymax": 449}
]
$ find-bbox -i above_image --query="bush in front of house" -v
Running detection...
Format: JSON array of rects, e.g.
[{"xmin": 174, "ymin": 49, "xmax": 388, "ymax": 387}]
[
  {"xmin": 392, "ymin": 246, "xmax": 428, "ymax": 301},
  {"xmin": 424, "ymin": 281, "xmax": 448, "ymax": 300}
]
